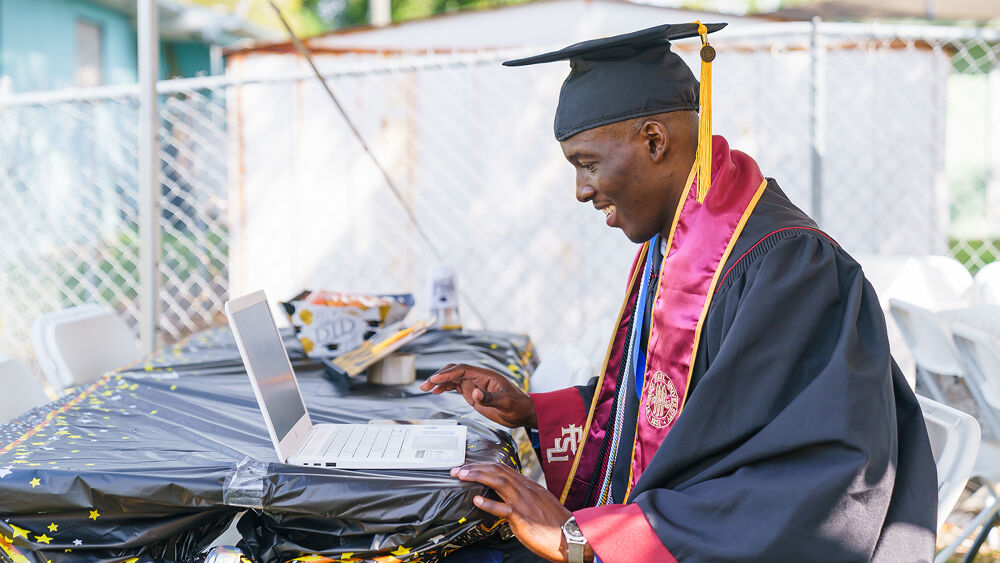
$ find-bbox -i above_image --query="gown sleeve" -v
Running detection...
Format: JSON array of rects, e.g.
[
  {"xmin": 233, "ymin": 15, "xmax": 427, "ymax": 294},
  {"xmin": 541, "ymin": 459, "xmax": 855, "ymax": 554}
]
[
  {"xmin": 530, "ymin": 377, "xmax": 600, "ymax": 497},
  {"xmin": 574, "ymin": 232, "xmax": 937, "ymax": 562}
]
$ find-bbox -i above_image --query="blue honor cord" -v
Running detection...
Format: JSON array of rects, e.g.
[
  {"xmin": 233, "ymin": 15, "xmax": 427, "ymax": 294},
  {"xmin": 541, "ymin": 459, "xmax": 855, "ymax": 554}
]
[{"xmin": 631, "ymin": 234, "xmax": 658, "ymax": 398}]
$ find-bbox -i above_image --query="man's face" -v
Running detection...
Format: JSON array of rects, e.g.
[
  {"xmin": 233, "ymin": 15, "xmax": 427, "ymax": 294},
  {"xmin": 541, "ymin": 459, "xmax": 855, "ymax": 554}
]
[{"xmin": 559, "ymin": 123, "xmax": 682, "ymax": 244}]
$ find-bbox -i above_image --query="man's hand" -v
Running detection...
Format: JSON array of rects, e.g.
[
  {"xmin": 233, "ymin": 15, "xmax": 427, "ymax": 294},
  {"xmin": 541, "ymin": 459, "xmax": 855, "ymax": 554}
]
[
  {"xmin": 453, "ymin": 462, "xmax": 592, "ymax": 562},
  {"xmin": 419, "ymin": 364, "xmax": 537, "ymax": 428}
]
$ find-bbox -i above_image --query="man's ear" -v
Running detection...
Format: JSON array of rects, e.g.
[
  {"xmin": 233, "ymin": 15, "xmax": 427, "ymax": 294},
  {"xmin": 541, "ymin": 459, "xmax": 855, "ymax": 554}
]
[{"xmin": 641, "ymin": 120, "xmax": 669, "ymax": 163}]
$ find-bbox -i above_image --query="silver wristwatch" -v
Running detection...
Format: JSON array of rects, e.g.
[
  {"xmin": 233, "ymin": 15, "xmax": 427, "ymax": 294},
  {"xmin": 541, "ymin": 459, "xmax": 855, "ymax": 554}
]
[{"xmin": 561, "ymin": 515, "xmax": 587, "ymax": 563}]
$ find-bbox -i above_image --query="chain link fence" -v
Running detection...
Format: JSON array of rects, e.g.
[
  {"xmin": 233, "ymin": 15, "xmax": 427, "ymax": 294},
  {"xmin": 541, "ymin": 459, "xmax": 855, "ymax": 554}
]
[
  {"xmin": 0, "ymin": 80, "xmax": 230, "ymax": 372},
  {"xmin": 1, "ymin": 21, "xmax": 998, "ymax": 377}
]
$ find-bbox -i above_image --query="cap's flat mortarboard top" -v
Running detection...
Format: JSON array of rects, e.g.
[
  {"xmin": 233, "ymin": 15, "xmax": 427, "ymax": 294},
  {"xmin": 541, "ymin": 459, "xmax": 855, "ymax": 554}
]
[
  {"xmin": 503, "ymin": 22, "xmax": 726, "ymax": 203},
  {"xmin": 502, "ymin": 22, "xmax": 726, "ymax": 67},
  {"xmin": 501, "ymin": 23, "xmax": 725, "ymax": 142}
]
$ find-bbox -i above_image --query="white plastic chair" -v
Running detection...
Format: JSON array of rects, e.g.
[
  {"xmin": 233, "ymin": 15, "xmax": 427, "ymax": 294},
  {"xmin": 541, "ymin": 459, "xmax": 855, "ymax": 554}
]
[
  {"xmin": 32, "ymin": 303, "xmax": 104, "ymax": 391},
  {"xmin": 855, "ymin": 254, "xmax": 972, "ymax": 390},
  {"xmin": 914, "ymin": 256, "xmax": 975, "ymax": 310},
  {"xmin": 0, "ymin": 356, "xmax": 50, "ymax": 423},
  {"xmin": 974, "ymin": 262, "xmax": 1000, "ymax": 305},
  {"xmin": 857, "ymin": 254, "xmax": 973, "ymax": 312},
  {"xmin": 890, "ymin": 299, "xmax": 963, "ymax": 404},
  {"xmin": 529, "ymin": 344, "xmax": 593, "ymax": 393},
  {"xmin": 32, "ymin": 305, "xmax": 141, "ymax": 392},
  {"xmin": 951, "ymin": 323, "xmax": 1000, "ymax": 439},
  {"xmin": 917, "ymin": 396, "xmax": 981, "ymax": 534}
]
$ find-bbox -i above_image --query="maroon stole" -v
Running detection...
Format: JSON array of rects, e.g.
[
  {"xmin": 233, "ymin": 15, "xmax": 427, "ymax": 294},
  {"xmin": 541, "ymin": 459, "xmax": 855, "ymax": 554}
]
[{"xmin": 532, "ymin": 137, "xmax": 768, "ymax": 511}]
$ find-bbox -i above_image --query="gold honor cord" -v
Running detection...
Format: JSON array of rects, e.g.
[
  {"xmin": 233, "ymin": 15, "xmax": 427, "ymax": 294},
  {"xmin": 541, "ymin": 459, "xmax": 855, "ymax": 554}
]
[{"xmin": 267, "ymin": 1, "xmax": 489, "ymax": 328}]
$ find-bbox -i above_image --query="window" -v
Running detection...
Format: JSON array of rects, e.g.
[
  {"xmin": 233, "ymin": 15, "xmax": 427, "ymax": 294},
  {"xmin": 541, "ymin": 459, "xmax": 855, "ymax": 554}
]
[{"xmin": 75, "ymin": 19, "xmax": 103, "ymax": 87}]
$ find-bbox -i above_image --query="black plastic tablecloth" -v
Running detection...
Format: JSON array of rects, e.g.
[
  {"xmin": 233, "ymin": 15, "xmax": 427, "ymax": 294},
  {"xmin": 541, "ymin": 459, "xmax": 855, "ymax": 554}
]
[{"xmin": 0, "ymin": 327, "xmax": 538, "ymax": 563}]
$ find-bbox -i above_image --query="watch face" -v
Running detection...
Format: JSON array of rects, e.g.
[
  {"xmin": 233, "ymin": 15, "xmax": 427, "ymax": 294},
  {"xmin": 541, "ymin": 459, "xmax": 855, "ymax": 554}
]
[{"xmin": 562, "ymin": 517, "xmax": 584, "ymax": 540}]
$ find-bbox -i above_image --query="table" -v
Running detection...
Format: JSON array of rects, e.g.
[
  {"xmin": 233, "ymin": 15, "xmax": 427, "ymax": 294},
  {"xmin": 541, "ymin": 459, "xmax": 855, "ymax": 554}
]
[{"xmin": 0, "ymin": 327, "xmax": 539, "ymax": 563}]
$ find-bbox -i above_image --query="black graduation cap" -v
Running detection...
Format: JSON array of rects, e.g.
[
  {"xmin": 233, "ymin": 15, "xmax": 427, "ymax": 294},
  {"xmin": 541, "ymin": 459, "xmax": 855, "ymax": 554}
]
[{"xmin": 504, "ymin": 22, "xmax": 727, "ymax": 202}]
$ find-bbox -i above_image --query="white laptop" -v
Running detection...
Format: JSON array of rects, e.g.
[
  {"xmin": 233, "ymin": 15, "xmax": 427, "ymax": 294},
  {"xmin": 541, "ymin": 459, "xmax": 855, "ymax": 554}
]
[{"xmin": 225, "ymin": 290, "xmax": 467, "ymax": 470}]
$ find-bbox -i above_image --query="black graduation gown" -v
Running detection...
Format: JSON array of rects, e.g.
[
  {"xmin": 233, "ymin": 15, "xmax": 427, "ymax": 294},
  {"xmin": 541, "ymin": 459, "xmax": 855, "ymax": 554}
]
[{"xmin": 570, "ymin": 180, "xmax": 937, "ymax": 561}]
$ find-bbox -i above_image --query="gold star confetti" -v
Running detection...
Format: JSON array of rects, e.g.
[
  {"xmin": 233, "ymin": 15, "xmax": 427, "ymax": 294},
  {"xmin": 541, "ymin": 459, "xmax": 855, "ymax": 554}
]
[
  {"xmin": 47, "ymin": 523, "xmax": 57, "ymax": 532},
  {"xmin": 390, "ymin": 546, "xmax": 411, "ymax": 556},
  {"xmin": 458, "ymin": 517, "xmax": 467, "ymax": 524},
  {"xmin": 89, "ymin": 510, "xmax": 100, "ymax": 520},
  {"xmin": 341, "ymin": 555, "xmax": 354, "ymax": 560},
  {"xmin": 35, "ymin": 534, "xmax": 52, "ymax": 544},
  {"xmin": 29, "ymin": 478, "xmax": 40, "ymax": 488}
]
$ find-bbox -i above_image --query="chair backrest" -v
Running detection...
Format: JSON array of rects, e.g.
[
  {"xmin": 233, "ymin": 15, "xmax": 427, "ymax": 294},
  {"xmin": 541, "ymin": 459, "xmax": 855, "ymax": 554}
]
[
  {"xmin": 889, "ymin": 299, "xmax": 964, "ymax": 377},
  {"xmin": 0, "ymin": 356, "xmax": 50, "ymax": 423},
  {"xmin": 917, "ymin": 395, "xmax": 981, "ymax": 532},
  {"xmin": 857, "ymin": 254, "xmax": 972, "ymax": 312},
  {"xmin": 915, "ymin": 256, "xmax": 974, "ymax": 309},
  {"xmin": 974, "ymin": 262, "xmax": 1000, "ymax": 305},
  {"xmin": 952, "ymin": 323, "xmax": 1000, "ymax": 412},
  {"xmin": 32, "ymin": 304, "xmax": 105, "ymax": 390},
  {"xmin": 33, "ymin": 305, "xmax": 141, "ymax": 390}
]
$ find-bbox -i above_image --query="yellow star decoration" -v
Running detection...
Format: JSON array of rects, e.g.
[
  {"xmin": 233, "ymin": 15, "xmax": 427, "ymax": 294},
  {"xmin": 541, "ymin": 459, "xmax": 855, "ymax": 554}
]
[
  {"xmin": 34, "ymin": 534, "xmax": 52, "ymax": 544},
  {"xmin": 89, "ymin": 510, "xmax": 100, "ymax": 520},
  {"xmin": 47, "ymin": 523, "xmax": 58, "ymax": 532},
  {"xmin": 390, "ymin": 546, "xmax": 411, "ymax": 556},
  {"xmin": 29, "ymin": 478, "xmax": 40, "ymax": 488},
  {"xmin": 457, "ymin": 517, "xmax": 467, "ymax": 524},
  {"xmin": 10, "ymin": 525, "xmax": 29, "ymax": 539},
  {"xmin": 341, "ymin": 555, "xmax": 354, "ymax": 560}
]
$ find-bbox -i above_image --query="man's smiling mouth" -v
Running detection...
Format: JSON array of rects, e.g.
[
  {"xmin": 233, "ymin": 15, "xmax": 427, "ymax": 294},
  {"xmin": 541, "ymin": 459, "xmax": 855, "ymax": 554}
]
[{"xmin": 601, "ymin": 205, "xmax": 616, "ymax": 218}]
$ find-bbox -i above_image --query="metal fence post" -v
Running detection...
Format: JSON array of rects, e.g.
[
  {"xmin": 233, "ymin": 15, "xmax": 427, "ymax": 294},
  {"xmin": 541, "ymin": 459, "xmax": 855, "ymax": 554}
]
[
  {"xmin": 810, "ymin": 17, "xmax": 826, "ymax": 226},
  {"xmin": 138, "ymin": 0, "xmax": 160, "ymax": 354}
]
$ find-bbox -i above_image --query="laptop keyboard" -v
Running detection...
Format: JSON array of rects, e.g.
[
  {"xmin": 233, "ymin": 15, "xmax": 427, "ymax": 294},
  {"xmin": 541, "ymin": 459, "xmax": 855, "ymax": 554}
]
[{"xmin": 306, "ymin": 425, "xmax": 408, "ymax": 460}]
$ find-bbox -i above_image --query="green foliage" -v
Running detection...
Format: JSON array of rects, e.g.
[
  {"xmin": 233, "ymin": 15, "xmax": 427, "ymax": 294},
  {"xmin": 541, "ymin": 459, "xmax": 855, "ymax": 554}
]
[
  {"xmin": 950, "ymin": 238, "xmax": 1000, "ymax": 275},
  {"xmin": 182, "ymin": 0, "xmax": 328, "ymax": 35},
  {"xmin": 303, "ymin": 0, "xmax": 534, "ymax": 29}
]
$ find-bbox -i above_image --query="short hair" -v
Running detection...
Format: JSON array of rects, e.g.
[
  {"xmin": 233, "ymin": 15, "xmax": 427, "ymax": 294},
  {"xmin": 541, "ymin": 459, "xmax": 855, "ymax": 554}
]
[{"xmin": 608, "ymin": 110, "xmax": 698, "ymax": 143}]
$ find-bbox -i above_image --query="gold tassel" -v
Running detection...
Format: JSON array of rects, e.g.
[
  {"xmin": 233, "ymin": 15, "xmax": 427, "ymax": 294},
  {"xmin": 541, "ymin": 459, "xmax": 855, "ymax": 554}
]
[{"xmin": 694, "ymin": 21, "xmax": 715, "ymax": 204}]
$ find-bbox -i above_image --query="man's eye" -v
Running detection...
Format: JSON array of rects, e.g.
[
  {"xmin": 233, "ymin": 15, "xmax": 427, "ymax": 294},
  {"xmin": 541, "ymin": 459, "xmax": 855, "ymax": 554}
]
[{"xmin": 582, "ymin": 163, "xmax": 596, "ymax": 172}]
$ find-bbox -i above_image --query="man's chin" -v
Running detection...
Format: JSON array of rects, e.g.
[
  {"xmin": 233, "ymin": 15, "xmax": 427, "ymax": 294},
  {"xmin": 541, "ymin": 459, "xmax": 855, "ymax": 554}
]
[{"xmin": 619, "ymin": 225, "xmax": 655, "ymax": 244}]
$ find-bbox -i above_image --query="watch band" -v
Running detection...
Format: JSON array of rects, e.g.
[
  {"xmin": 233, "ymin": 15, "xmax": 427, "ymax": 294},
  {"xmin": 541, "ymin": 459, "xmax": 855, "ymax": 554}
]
[{"xmin": 562, "ymin": 516, "xmax": 587, "ymax": 563}]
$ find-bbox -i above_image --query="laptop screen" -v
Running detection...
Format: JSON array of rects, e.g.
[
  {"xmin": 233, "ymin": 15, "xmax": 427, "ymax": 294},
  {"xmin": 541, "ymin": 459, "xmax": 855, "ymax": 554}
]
[{"xmin": 231, "ymin": 301, "xmax": 307, "ymax": 441}]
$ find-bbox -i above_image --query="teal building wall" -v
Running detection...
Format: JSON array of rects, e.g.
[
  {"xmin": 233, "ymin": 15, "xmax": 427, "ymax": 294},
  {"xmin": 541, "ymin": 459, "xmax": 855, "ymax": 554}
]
[{"xmin": 0, "ymin": 0, "xmax": 213, "ymax": 94}]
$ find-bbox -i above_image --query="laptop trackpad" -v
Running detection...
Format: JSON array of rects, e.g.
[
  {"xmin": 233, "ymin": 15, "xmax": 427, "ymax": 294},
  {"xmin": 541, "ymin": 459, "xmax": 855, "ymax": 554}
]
[{"xmin": 412, "ymin": 436, "xmax": 459, "ymax": 450}]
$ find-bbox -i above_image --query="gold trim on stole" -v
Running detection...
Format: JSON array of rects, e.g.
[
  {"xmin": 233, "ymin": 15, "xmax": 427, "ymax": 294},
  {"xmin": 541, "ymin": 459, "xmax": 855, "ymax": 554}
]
[{"xmin": 623, "ymin": 177, "xmax": 769, "ymax": 500}]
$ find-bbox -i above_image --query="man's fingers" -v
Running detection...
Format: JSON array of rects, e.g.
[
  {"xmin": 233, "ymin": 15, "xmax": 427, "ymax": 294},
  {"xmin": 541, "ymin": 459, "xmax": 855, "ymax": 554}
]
[
  {"xmin": 473, "ymin": 495, "xmax": 513, "ymax": 518},
  {"xmin": 451, "ymin": 463, "xmax": 522, "ymax": 499}
]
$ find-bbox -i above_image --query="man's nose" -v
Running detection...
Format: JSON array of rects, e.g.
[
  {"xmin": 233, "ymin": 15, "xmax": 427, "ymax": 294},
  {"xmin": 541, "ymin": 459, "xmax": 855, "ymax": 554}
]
[{"xmin": 576, "ymin": 177, "xmax": 595, "ymax": 203}]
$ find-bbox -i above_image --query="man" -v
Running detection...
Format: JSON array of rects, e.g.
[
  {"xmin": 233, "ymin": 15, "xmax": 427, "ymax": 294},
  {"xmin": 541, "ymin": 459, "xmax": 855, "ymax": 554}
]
[{"xmin": 421, "ymin": 22, "xmax": 936, "ymax": 562}]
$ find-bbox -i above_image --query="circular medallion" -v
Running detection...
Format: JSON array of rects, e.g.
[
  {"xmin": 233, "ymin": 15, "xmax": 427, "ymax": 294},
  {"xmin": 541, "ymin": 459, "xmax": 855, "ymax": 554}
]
[{"xmin": 644, "ymin": 371, "xmax": 679, "ymax": 429}]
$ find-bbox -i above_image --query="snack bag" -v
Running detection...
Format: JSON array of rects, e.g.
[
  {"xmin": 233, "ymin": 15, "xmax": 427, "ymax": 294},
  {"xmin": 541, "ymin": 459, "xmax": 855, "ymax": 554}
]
[{"xmin": 281, "ymin": 290, "xmax": 414, "ymax": 358}]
